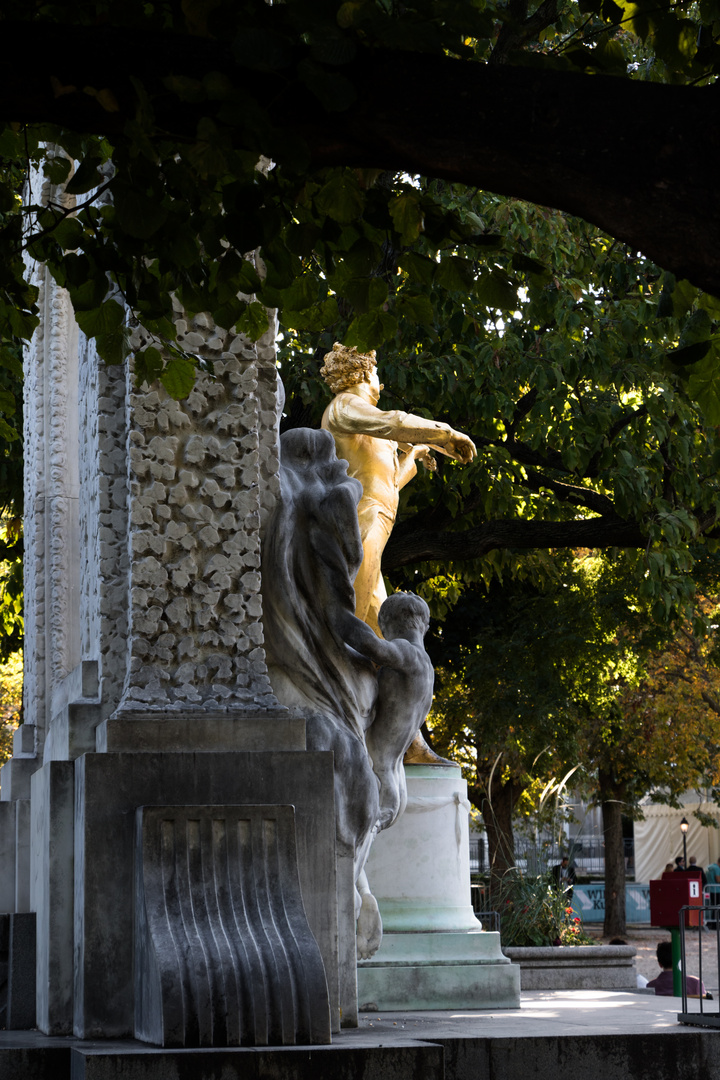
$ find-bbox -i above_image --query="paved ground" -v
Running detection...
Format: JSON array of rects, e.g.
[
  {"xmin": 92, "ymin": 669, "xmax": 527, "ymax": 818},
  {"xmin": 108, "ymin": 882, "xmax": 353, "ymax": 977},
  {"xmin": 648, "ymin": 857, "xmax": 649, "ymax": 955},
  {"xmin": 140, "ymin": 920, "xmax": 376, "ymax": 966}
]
[
  {"xmin": 352, "ymin": 988, "xmax": 720, "ymax": 1039},
  {"xmin": 587, "ymin": 924, "xmax": 720, "ymax": 994},
  {"xmin": 1, "ymin": 990, "xmax": 717, "ymax": 1050}
]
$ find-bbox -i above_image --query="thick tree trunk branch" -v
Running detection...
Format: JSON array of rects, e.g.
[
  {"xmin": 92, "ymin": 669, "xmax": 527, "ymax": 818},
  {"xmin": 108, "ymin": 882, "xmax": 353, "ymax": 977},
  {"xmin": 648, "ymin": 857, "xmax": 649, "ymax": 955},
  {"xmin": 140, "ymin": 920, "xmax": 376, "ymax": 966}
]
[
  {"xmin": 383, "ymin": 515, "xmax": 647, "ymax": 570},
  {"xmin": 2, "ymin": 24, "xmax": 719, "ymax": 294}
]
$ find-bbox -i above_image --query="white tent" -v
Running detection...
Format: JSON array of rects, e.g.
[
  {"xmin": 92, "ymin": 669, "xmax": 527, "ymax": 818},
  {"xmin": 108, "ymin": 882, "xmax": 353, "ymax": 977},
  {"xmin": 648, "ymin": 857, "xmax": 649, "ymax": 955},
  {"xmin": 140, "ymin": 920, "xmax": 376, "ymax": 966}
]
[{"xmin": 633, "ymin": 795, "xmax": 720, "ymax": 882}]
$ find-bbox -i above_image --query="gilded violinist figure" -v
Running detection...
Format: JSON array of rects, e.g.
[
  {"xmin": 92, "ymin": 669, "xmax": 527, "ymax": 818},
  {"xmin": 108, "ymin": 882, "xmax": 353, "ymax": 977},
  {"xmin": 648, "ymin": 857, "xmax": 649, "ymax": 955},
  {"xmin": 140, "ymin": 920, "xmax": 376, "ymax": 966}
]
[{"xmin": 320, "ymin": 343, "xmax": 476, "ymax": 764}]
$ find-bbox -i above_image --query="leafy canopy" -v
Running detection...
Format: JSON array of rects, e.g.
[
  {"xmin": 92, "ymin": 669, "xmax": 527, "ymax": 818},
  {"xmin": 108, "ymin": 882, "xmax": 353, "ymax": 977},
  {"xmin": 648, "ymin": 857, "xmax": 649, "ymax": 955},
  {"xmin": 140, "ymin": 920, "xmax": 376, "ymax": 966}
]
[{"xmin": 1, "ymin": 0, "xmax": 720, "ymax": 636}]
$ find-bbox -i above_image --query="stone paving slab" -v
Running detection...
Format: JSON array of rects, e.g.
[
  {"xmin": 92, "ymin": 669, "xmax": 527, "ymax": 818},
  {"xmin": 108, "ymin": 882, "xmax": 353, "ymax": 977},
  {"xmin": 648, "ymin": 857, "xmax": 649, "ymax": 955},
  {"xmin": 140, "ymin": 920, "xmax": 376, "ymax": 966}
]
[{"xmin": 352, "ymin": 989, "xmax": 717, "ymax": 1037}]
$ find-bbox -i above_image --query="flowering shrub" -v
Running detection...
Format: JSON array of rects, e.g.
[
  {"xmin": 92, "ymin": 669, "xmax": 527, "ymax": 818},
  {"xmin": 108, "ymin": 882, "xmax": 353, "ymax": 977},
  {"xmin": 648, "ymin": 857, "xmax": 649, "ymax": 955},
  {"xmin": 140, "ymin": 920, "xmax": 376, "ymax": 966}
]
[{"xmin": 496, "ymin": 872, "xmax": 596, "ymax": 947}]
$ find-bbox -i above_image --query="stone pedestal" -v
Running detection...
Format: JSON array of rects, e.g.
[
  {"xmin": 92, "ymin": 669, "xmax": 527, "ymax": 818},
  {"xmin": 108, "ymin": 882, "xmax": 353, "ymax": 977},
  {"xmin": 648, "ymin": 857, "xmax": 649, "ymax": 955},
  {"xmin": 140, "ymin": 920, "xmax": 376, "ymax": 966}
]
[
  {"xmin": 357, "ymin": 765, "xmax": 520, "ymax": 1010},
  {"xmin": 0, "ymin": 229, "xmax": 354, "ymax": 1048}
]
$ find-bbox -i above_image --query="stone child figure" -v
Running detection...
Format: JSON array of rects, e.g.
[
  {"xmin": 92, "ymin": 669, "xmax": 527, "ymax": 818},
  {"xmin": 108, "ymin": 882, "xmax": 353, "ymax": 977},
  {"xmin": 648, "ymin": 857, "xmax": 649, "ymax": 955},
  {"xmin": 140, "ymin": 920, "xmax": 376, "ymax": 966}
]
[
  {"xmin": 332, "ymin": 591, "xmax": 434, "ymax": 830},
  {"xmin": 330, "ymin": 590, "xmax": 435, "ymax": 959},
  {"xmin": 320, "ymin": 342, "xmax": 475, "ymax": 762}
]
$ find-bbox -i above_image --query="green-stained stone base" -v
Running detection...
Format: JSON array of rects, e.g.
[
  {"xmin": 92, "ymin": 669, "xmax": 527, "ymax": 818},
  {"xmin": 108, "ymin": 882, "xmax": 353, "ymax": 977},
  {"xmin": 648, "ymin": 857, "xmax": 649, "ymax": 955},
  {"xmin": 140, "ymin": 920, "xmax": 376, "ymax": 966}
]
[{"xmin": 357, "ymin": 931, "xmax": 521, "ymax": 1011}]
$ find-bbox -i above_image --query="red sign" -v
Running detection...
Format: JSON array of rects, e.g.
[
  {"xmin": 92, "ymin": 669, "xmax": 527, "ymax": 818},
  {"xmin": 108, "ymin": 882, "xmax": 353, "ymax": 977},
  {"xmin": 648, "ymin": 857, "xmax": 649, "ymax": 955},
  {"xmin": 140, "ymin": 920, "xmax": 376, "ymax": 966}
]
[{"xmin": 650, "ymin": 875, "xmax": 703, "ymax": 927}]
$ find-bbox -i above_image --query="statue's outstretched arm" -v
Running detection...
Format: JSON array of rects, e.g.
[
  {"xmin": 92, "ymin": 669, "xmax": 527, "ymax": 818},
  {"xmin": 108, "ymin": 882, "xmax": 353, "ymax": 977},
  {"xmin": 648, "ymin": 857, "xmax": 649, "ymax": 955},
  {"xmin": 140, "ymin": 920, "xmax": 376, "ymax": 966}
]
[
  {"xmin": 330, "ymin": 396, "xmax": 476, "ymax": 463},
  {"xmin": 332, "ymin": 606, "xmax": 399, "ymax": 668}
]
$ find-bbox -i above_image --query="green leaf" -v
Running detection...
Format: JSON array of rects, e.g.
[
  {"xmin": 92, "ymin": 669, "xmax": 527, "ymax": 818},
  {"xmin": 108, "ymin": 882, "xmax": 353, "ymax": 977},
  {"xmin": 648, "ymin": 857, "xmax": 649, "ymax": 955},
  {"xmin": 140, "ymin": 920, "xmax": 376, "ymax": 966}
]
[
  {"xmin": 163, "ymin": 74, "xmax": 205, "ymax": 103},
  {"xmin": 343, "ymin": 276, "xmax": 387, "ymax": 314},
  {"xmin": 65, "ymin": 157, "xmax": 104, "ymax": 196},
  {"xmin": 232, "ymin": 28, "xmax": 292, "ymax": 71},
  {"xmin": 236, "ymin": 259, "xmax": 263, "ymax": 295},
  {"xmin": 282, "ymin": 275, "xmax": 320, "ymax": 311},
  {"xmin": 0, "ymin": 388, "xmax": 16, "ymax": 416},
  {"xmin": 286, "ymin": 223, "xmax": 321, "ymax": 257},
  {"xmin": 160, "ymin": 357, "xmax": 196, "ymax": 400},
  {"xmin": 281, "ymin": 297, "xmax": 340, "ymax": 332},
  {"xmin": 7, "ymin": 308, "xmax": 39, "ymax": 339},
  {"xmin": 397, "ymin": 294, "xmax": 435, "ymax": 326},
  {"xmin": 96, "ymin": 327, "xmax": 130, "ymax": 366},
  {"xmin": 0, "ymin": 182, "xmax": 18, "ymax": 214},
  {"xmin": 52, "ymin": 218, "xmax": 85, "ymax": 251},
  {"xmin": 235, "ymin": 301, "xmax": 269, "ymax": 341},
  {"xmin": 315, "ymin": 173, "xmax": 365, "ymax": 223},
  {"xmin": 687, "ymin": 345, "xmax": 720, "ymax": 423},
  {"xmin": 399, "ymin": 251, "xmax": 435, "ymax": 286},
  {"xmin": 475, "ymin": 269, "xmax": 518, "ymax": 310},
  {"xmin": 74, "ymin": 299, "xmax": 125, "ymax": 337},
  {"xmin": 435, "ymin": 256, "xmax": 474, "ymax": 293},
  {"xmin": 670, "ymin": 277, "xmax": 698, "ymax": 318},
  {"xmin": 309, "ymin": 25, "xmax": 357, "ymax": 65},
  {"xmin": 134, "ymin": 346, "xmax": 165, "ymax": 387},
  {"xmin": 68, "ymin": 275, "xmax": 109, "ymax": 313},
  {"xmin": 0, "ymin": 347, "xmax": 23, "ymax": 378},
  {"xmin": 512, "ymin": 252, "xmax": 550, "ymax": 280},
  {"xmin": 390, "ymin": 193, "xmax": 425, "ymax": 244},
  {"xmin": 114, "ymin": 185, "xmax": 169, "ymax": 239},
  {"xmin": 345, "ymin": 311, "xmax": 398, "ymax": 350},
  {"xmin": 0, "ymin": 417, "xmax": 19, "ymax": 443},
  {"xmin": 43, "ymin": 155, "xmax": 72, "ymax": 186}
]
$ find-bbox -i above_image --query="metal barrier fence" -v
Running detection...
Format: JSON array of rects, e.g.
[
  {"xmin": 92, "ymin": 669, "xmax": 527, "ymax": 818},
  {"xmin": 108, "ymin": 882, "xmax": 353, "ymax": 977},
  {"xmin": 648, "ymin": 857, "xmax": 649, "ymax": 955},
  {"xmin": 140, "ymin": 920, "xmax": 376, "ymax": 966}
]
[
  {"xmin": 678, "ymin": 904, "xmax": 720, "ymax": 1028},
  {"xmin": 469, "ymin": 837, "xmax": 635, "ymax": 878}
]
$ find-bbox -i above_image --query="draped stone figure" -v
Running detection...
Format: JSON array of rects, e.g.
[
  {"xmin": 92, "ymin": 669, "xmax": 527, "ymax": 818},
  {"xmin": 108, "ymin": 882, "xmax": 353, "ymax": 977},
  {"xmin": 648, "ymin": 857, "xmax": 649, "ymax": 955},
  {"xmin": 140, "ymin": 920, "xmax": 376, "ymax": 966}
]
[
  {"xmin": 262, "ymin": 428, "xmax": 435, "ymax": 959},
  {"xmin": 262, "ymin": 428, "xmax": 379, "ymax": 868}
]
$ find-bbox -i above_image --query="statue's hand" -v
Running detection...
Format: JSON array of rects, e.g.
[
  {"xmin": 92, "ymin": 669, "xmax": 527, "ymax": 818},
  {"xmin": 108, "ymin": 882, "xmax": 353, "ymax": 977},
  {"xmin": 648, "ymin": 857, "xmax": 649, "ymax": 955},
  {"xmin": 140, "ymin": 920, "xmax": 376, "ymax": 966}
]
[
  {"xmin": 414, "ymin": 445, "xmax": 437, "ymax": 472},
  {"xmin": 445, "ymin": 431, "xmax": 476, "ymax": 464}
]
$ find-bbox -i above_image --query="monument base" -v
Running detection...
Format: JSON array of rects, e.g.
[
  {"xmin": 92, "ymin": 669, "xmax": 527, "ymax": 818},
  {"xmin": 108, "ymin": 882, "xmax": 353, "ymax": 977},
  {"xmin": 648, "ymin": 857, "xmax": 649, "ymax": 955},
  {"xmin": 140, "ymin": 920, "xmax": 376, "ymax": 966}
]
[
  {"xmin": 360, "ymin": 765, "xmax": 521, "ymax": 1011},
  {"xmin": 357, "ymin": 929, "xmax": 520, "ymax": 1011}
]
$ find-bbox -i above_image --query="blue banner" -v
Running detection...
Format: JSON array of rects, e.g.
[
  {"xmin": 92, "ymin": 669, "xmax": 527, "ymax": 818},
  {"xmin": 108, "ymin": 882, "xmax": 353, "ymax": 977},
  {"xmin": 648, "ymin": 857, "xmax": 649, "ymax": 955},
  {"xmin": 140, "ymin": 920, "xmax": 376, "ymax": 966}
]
[{"xmin": 572, "ymin": 883, "xmax": 651, "ymax": 924}]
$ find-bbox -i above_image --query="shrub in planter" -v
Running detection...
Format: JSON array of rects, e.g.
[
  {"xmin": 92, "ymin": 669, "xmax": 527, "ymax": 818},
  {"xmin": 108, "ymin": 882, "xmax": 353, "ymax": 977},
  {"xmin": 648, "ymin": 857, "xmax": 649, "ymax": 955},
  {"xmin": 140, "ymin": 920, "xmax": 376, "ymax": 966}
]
[{"xmin": 498, "ymin": 871, "xmax": 595, "ymax": 947}]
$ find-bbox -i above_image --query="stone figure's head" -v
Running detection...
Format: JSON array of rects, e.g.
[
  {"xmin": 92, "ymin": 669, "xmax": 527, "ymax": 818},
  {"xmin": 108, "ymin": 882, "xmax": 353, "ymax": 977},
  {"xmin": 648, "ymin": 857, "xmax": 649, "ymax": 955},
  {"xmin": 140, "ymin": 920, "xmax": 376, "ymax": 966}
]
[
  {"xmin": 320, "ymin": 343, "xmax": 382, "ymax": 401},
  {"xmin": 378, "ymin": 592, "xmax": 430, "ymax": 641}
]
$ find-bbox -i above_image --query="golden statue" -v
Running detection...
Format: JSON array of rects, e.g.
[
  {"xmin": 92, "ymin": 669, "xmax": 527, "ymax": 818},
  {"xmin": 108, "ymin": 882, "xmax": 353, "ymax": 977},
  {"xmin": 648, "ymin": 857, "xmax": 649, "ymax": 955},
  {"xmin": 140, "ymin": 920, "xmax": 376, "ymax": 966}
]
[{"xmin": 320, "ymin": 343, "xmax": 476, "ymax": 764}]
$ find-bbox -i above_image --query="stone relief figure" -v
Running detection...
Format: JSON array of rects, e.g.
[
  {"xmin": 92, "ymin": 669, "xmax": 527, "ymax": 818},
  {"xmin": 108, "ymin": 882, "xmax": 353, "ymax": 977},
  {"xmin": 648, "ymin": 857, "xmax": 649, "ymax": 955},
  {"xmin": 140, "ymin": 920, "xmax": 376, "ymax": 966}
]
[
  {"xmin": 319, "ymin": 342, "xmax": 476, "ymax": 763},
  {"xmin": 262, "ymin": 428, "xmax": 435, "ymax": 959}
]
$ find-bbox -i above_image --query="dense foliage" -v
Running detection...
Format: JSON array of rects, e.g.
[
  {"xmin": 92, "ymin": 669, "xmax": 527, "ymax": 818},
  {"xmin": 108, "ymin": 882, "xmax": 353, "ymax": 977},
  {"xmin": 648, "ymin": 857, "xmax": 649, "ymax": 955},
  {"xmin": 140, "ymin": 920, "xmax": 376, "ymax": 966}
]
[
  {"xmin": 0, "ymin": 650, "xmax": 22, "ymax": 766},
  {"xmin": 0, "ymin": 2, "xmax": 717, "ymax": 622},
  {"xmin": 425, "ymin": 550, "xmax": 720, "ymax": 931}
]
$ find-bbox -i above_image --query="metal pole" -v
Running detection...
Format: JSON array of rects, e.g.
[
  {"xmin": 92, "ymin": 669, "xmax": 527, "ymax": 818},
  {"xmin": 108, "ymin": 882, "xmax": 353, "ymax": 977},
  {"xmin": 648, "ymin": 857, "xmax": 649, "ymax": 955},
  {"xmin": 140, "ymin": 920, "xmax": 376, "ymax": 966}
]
[
  {"xmin": 683, "ymin": 830, "xmax": 688, "ymax": 869},
  {"xmin": 672, "ymin": 925, "xmax": 683, "ymax": 997}
]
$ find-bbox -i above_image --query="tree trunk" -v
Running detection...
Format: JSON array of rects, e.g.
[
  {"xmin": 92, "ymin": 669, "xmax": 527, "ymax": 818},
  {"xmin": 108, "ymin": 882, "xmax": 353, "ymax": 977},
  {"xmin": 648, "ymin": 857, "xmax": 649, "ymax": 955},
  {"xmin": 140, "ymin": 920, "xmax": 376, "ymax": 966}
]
[
  {"xmin": 479, "ymin": 776, "xmax": 522, "ymax": 909},
  {"xmin": 599, "ymin": 770, "xmax": 627, "ymax": 938}
]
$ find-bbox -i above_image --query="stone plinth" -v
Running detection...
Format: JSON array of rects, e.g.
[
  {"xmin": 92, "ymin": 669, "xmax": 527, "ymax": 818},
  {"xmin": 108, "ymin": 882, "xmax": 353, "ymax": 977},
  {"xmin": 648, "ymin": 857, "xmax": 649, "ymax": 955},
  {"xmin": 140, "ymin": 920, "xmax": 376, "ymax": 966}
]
[
  {"xmin": 357, "ymin": 765, "xmax": 520, "ymax": 1010},
  {"xmin": 502, "ymin": 944, "xmax": 638, "ymax": 990},
  {"xmin": 72, "ymin": 748, "xmax": 340, "ymax": 1040}
]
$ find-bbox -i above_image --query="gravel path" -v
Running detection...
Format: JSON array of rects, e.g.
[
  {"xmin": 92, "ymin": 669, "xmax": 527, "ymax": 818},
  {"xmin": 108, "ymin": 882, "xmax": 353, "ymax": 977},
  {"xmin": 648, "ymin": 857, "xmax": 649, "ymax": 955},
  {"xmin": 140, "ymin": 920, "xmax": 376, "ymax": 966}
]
[{"xmin": 588, "ymin": 924, "xmax": 720, "ymax": 993}]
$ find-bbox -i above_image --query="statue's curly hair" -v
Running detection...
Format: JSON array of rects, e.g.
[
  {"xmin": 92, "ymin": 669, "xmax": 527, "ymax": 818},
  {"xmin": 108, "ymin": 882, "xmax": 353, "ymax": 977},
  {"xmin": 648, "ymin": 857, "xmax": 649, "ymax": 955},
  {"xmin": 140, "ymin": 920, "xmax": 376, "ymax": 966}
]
[
  {"xmin": 378, "ymin": 592, "xmax": 430, "ymax": 637},
  {"xmin": 320, "ymin": 342, "xmax": 377, "ymax": 394}
]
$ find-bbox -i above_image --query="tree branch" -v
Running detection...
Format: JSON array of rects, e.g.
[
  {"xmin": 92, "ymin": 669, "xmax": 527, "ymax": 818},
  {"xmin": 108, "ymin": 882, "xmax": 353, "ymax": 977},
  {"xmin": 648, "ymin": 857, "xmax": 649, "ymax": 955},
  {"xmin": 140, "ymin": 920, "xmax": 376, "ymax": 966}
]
[
  {"xmin": 1, "ymin": 24, "xmax": 719, "ymax": 295},
  {"xmin": 522, "ymin": 472, "xmax": 618, "ymax": 516},
  {"xmin": 383, "ymin": 515, "xmax": 647, "ymax": 569}
]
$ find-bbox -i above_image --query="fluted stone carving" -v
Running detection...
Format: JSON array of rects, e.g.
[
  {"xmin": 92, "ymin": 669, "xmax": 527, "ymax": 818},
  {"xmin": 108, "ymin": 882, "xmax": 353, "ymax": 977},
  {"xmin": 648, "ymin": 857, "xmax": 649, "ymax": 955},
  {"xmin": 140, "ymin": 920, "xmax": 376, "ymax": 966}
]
[{"xmin": 134, "ymin": 804, "xmax": 331, "ymax": 1047}]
